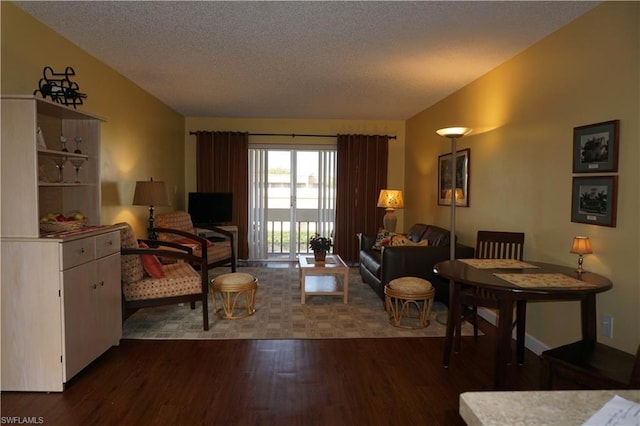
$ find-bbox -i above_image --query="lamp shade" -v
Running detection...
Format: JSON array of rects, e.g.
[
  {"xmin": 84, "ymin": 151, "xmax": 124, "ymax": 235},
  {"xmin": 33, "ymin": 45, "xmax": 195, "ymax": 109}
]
[
  {"xmin": 570, "ymin": 236, "xmax": 592, "ymax": 255},
  {"xmin": 436, "ymin": 127, "xmax": 472, "ymax": 138},
  {"xmin": 377, "ymin": 189, "xmax": 404, "ymax": 209},
  {"xmin": 133, "ymin": 179, "xmax": 170, "ymax": 207}
]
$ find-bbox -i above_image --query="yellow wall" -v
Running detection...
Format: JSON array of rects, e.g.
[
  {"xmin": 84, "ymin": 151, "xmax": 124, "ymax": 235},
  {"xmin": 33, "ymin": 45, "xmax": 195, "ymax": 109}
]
[
  {"xmin": 406, "ymin": 2, "xmax": 639, "ymax": 353},
  {"xmin": 185, "ymin": 117, "xmax": 406, "ymax": 229},
  {"xmin": 1, "ymin": 2, "xmax": 185, "ymax": 237}
]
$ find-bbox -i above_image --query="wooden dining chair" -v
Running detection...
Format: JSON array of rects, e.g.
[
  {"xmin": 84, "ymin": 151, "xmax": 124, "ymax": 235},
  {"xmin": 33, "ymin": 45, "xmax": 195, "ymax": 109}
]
[{"xmin": 456, "ymin": 231, "xmax": 527, "ymax": 364}]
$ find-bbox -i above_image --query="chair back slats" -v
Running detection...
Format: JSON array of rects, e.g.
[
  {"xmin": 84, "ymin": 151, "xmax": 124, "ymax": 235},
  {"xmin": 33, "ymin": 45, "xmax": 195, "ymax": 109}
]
[{"xmin": 476, "ymin": 231, "xmax": 525, "ymax": 261}]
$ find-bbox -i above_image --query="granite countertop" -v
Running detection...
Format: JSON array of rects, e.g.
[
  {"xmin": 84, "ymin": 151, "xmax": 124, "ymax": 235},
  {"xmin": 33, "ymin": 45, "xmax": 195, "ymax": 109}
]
[{"xmin": 460, "ymin": 390, "xmax": 640, "ymax": 425}]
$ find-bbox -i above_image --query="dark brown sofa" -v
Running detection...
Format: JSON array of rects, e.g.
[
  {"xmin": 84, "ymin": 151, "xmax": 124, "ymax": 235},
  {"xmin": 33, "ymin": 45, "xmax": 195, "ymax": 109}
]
[{"xmin": 358, "ymin": 223, "xmax": 475, "ymax": 305}]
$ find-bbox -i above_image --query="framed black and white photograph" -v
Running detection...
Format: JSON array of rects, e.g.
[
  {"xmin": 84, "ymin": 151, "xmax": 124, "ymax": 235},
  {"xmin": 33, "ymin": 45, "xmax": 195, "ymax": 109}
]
[
  {"xmin": 438, "ymin": 148, "xmax": 470, "ymax": 207},
  {"xmin": 573, "ymin": 120, "xmax": 619, "ymax": 173},
  {"xmin": 571, "ymin": 176, "xmax": 618, "ymax": 227}
]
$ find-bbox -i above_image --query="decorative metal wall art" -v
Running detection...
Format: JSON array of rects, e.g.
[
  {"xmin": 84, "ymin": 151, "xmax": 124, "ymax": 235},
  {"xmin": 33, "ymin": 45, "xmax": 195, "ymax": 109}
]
[{"xmin": 34, "ymin": 66, "xmax": 87, "ymax": 108}]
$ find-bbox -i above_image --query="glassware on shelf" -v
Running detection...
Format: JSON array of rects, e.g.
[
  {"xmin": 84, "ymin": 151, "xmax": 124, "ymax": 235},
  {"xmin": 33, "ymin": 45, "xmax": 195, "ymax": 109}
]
[
  {"xmin": 52, "ymin": 156, "xmax": 67, "ymax": 183},
  {"xmin": 74, "ymin": 136, "xmax": 82, "ymax": 154},
  {"xmin": 70, "ymin": 158, "xmax": 84, "ymax": 183},
  {"xmin": 60, "ymin": 134, "xmax": 68, "ymax": 152}
]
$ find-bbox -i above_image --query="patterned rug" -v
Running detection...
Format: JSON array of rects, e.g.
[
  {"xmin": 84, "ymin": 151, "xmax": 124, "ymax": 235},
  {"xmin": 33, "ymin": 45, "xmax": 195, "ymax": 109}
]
[{"xmin": 122, "ymin": 266, "xmax": 473, "ymax": 340}]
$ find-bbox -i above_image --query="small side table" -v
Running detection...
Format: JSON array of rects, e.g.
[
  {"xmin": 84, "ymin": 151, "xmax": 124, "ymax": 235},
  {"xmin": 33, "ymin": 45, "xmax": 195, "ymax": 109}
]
[{"xmin": 298, "ymin": 254, "xmax": 349, "ymax": 304}]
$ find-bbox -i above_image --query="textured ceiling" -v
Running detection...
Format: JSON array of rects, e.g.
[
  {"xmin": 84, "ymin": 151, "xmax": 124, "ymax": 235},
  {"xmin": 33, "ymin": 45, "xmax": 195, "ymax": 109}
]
[{"xmin": 16, "ymin": 1, "xmax": 598, "ymax": 120}]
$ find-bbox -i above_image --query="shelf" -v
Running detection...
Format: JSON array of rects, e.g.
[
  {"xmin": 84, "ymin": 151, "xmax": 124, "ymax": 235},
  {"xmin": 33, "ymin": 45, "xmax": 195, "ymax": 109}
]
[
  {"xmin": 39, "ymin": 182, "xmax": 93, "ymax": 187},
  {"xmin": 1, "ymin": 95, "xmax": 106, "ymax": 121},
  {"xmin": 2, "ymin": 95, "xmax": 101, "ymax": 239},
  {"xmin": 37, "ymin": 149, "xmax": 89, "ymax": 161}
]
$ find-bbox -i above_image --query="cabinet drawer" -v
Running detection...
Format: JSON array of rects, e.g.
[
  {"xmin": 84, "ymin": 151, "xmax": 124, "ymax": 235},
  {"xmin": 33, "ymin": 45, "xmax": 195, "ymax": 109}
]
[
  {"xmin": 95, "ymin": 231, "xmax": 120, "ymax": 258},
  {"xmin": 61, "ymin": 238, "xmax": 95, "ymax": 270}
]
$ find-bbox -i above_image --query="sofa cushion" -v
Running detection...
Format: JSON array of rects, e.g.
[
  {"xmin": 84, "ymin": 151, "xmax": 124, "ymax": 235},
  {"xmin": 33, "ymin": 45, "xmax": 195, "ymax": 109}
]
[
  {"xmin": 423, "ymin": 225, "xmax": 451, "ymax": 247},
  {"xmin": 122, "ymin": 262, "xmax": 201, "ymax": 301},
  {"xmin": 406, "ymin": 223, "xmax": 429, "ymax": 242}
]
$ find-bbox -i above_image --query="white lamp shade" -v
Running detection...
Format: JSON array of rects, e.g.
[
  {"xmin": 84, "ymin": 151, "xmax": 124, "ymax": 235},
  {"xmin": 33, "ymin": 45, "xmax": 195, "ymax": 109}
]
[{"xmin": 436, "ymin": 127, "xmax": 472, "ymax": 138}]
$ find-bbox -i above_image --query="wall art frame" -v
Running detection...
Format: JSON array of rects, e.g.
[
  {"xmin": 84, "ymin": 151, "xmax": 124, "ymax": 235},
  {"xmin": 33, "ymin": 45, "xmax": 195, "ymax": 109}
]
[
  {"xmin": 571, "ymin": 175, "xmax": 618, "ymax": 227},
  {"xmin": 438, "ymin": 148, "xmax": 470, "ymax": 207},
  {"xmin": 573, "ymin": 120, "xmax": 619, "ymax": 173}
]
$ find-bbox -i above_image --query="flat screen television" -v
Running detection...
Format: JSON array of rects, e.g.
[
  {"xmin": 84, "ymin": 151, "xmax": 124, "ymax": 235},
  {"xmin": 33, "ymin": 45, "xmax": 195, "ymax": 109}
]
[{"xmin": 188, "ymin": 192, "xmax": 233, "ymax": 226}]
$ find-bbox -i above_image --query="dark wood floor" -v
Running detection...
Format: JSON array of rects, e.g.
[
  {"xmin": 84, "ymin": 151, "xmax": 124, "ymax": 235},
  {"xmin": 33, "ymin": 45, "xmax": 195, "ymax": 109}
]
[{"xmin": 1, "ymin": 318, "xmax": 543, "ymax": 425}]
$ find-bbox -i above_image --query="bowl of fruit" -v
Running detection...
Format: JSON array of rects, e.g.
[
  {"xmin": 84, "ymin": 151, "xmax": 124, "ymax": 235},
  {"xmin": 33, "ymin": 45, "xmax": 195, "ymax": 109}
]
[{"xmin": 40, "ymin": 211, "xmax": 86, "ymax": 233}]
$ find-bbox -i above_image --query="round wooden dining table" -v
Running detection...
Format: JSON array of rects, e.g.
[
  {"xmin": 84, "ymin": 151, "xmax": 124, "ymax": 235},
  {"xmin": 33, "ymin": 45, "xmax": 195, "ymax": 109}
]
[{"xmin": 434, "ymin": 259, "xmax": 613, "ymax": 389}]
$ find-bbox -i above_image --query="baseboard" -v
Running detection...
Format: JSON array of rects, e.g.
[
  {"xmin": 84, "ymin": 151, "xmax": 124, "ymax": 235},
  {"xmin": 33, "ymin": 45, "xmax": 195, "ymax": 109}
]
[{"xmin": 477, "ymin": 307, "xmax": 550, "ymax": 356}]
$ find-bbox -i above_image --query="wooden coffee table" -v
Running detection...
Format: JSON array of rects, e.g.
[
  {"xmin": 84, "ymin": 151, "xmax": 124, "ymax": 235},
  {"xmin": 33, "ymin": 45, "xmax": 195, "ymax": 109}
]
[{"xmin": 298, "ymin": 254, "xmax": 349, "ymax": 304}]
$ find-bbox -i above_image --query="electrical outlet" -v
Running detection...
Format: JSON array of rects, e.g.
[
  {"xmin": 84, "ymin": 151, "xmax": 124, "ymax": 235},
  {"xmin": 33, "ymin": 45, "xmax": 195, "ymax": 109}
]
[{"xmin": 601, "ymin": 315, "xmax": 613, "ymax": 338}]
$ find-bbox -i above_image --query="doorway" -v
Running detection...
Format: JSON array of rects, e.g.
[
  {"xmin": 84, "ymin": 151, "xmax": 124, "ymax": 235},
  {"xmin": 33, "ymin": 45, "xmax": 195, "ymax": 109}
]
[{"xmin": 248, "ymin": 147, "xmax": 336, "ymax": 259}]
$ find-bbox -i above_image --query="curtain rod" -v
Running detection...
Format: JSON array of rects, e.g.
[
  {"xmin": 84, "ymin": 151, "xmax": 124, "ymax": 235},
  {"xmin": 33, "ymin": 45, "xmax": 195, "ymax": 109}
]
[{"xmin": 189, "ymin": 131, "xmax": 396, "ymax": 140}]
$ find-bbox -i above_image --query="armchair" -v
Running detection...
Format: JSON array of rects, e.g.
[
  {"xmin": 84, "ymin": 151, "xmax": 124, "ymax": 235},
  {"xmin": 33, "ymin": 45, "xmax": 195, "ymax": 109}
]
[
  {"xmin": 117, "ymin": 222, "xmax": 210, "ymax": 330},
  {"xmin": 154, "ymin": 211, "xmax": 236, "ymax": 272}
]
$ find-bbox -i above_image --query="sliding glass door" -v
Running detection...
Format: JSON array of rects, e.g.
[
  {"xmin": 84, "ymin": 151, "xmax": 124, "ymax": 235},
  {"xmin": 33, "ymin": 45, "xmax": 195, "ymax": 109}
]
[{"xmin": 248, "ymin": 147, "xmax": 336, "ymax": 259}]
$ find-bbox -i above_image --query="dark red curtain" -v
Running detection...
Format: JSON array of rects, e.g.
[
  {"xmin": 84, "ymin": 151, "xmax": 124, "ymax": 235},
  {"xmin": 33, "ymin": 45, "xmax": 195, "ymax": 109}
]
[
  {"xmin": 195, "ymin": 131, "xmax": 249, "ymax": 259},
  {"xmin": 334, "ymin": 134, "xmax": 388, "ymax": 263}
]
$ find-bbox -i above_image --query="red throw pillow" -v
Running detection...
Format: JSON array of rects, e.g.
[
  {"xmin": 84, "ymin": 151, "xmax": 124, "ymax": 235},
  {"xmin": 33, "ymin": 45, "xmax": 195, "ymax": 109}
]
[{"xmin": 139, "ymin": 242, "xmax": 165, "ymax": 278}]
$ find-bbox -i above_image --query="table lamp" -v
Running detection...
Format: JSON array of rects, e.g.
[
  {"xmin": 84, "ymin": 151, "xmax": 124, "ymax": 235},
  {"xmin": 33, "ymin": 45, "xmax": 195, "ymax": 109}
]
[
  {"xmin": 133, "ymin": 177, "xmax": 170, "ymax": 239},
  {"xmin": 570, "ymin": 236, "xmax": 592, "ymax": 273},
  {"xmin": 377, "ymin": 189, "xmax": 404, "ymax": 232}
]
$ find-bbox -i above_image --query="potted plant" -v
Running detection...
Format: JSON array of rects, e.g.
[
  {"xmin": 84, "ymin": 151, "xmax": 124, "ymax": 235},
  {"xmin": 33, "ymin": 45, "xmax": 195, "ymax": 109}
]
[{"xmin": 309, "ymin": 234, "xmax": 332, "ymax": 262}]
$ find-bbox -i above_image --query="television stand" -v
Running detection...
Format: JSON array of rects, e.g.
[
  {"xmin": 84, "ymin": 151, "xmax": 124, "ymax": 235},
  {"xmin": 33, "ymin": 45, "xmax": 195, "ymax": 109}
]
[{"xmin": 195, "ymin": 225, "xmax": 238, "ymax": 263}]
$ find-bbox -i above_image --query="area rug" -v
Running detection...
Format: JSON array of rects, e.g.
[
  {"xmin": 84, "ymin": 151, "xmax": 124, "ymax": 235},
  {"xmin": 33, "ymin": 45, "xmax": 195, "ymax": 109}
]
[{"xmin": 122, "ymin": 266, "xmax": 474, "ymax": 340}]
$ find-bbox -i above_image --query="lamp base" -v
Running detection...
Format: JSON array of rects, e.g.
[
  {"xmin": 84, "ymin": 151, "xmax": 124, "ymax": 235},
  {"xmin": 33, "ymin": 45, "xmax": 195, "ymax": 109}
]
[
  {"xmin": 148, "ymin": 206, "xmax": 157, "ymax": 240},
  {"xmin": 575, "ymin": 255, "xmax": 587, "ymax": 274},
  {"xmin": 383, "ymin": 209, "xmax": 397, "ymax": 233}
]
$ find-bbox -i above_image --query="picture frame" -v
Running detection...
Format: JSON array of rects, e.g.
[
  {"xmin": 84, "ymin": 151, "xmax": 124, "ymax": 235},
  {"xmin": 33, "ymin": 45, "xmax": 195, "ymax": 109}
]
[
  {"xmin": 571, "ymin": 176, "xmax": 618, "ymax": 227},
  {"xmin": 573, "ymin": 120, "xmax": 619, "ymax": 173},
  {"xmin": 438, "ymin": 148, "xmax": 470, "ymax": 207}
]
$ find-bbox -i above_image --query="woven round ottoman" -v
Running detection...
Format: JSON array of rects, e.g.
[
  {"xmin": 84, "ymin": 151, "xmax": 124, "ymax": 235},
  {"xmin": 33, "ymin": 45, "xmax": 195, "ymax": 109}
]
[
  {"xmin": 384, "ymin": 277, "xmax": 435, "ymax": 329},
  {"xmin": 211, "ymin": 272, "xmax": 258, "ymax": 319}
]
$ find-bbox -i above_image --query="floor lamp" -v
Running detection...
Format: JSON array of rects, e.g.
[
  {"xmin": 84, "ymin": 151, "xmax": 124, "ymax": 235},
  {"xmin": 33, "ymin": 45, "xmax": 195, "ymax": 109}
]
[
  {"xmin": 133, "ymin": 177, "xmax": 170, "ymax": 239},
  {"xmin": 436, "ymin": 127, "xmax": 472, "ymax": 260},
  {"xmin": 436, "ymin": 127, "xmax": 472, "ymax": 326}
]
